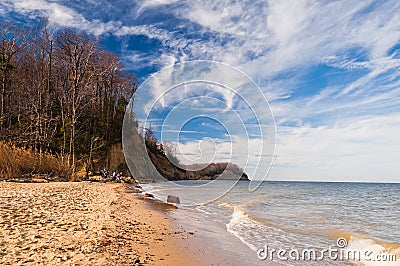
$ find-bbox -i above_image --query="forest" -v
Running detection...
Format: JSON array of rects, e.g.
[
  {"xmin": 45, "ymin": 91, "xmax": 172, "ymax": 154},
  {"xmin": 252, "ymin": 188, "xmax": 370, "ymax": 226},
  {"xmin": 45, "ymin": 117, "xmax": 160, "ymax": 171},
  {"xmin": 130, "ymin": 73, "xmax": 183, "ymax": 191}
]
[{"xmin": 0, "ymin": 22, "xmax": 137, "ymax": 179}]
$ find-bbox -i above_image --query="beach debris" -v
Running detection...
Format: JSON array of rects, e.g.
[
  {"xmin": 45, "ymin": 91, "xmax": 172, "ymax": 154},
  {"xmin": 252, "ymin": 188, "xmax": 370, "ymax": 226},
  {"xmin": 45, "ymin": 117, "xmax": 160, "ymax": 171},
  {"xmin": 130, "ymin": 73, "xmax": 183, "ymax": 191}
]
[
  {"xmin": 31, "ymin": 178, "xmax": 49, "ymax": 183},
  {"xmin": 122, "ymin": 176, "xmax": 135, "ymax": 184},
  {"xmin": 167, "ymin": 195, "xmax": 180, "ymax": 204}
]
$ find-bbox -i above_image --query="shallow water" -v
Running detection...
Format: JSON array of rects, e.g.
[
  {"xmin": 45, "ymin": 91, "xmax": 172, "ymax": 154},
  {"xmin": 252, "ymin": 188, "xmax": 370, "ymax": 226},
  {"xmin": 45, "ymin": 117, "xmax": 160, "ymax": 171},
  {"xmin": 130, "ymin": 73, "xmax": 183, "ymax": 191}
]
[{"xmin": 141, "ymin": 181, "xmax": 400, "ymax": 265}]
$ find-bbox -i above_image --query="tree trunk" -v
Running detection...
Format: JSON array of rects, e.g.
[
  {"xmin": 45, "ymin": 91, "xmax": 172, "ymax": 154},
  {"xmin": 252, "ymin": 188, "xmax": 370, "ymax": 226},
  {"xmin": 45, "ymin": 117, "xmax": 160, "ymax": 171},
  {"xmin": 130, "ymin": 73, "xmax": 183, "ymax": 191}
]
[{"xmin": 1, "ymin": 71, "xmax": 5, "ymax": 128}]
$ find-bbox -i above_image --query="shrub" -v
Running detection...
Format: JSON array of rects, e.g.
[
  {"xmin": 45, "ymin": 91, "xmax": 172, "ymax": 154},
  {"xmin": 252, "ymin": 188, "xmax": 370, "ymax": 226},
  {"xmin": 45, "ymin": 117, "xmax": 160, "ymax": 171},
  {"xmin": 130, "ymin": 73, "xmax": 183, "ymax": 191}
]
[{"xmin": 0, "ymin": 142, "xmax": 70, "ymax": 180}]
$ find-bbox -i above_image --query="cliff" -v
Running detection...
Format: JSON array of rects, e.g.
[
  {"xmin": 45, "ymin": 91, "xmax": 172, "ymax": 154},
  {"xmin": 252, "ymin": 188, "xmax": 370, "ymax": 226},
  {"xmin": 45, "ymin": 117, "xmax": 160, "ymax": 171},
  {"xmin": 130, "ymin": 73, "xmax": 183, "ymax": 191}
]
[
  {"xmin": 147, "ymin": 145, "xmax": 249, "ymax": 181},
  {"xmin": 122, "ymin": 120, "xmax": 249, "ymax": 181}
]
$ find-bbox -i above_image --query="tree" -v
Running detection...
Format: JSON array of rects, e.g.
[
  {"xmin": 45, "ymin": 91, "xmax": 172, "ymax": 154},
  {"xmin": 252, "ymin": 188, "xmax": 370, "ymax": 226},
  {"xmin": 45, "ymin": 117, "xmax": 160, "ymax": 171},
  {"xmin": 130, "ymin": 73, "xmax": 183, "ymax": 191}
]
[
  {"xmin": 17, "ymin": 23, "xmax": 57, "ymax": 152},
  {"xmin": 55, "ymin": 30, "xmax": 97, "ymax": 174},
  {"xmin": 164, "ymin": 142, "xmax": 180, "ymax": 167},
  {"xmin": 0, "ymin": 21, "xmax": 137, "ymax": 177},
  {"xmin": 0, "ymin": 24, "xmax": 21, "ymax": 129}
]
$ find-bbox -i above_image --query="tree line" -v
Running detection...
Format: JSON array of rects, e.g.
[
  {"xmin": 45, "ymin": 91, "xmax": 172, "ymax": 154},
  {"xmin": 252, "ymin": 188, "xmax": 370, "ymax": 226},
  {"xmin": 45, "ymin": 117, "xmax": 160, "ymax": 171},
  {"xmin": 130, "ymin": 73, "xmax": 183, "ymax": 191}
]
[{"xmin": 0, "ymin": 22, "xmax": 137, "ymax": 175}]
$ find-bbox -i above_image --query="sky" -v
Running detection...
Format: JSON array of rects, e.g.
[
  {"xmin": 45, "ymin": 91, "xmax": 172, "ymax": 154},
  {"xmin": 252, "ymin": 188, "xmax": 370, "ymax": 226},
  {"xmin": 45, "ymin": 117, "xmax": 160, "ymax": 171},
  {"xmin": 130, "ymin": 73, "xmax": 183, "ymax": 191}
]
[{"xmin": 1, "ymin": 0, "xmax": 400, "ymax": 182}]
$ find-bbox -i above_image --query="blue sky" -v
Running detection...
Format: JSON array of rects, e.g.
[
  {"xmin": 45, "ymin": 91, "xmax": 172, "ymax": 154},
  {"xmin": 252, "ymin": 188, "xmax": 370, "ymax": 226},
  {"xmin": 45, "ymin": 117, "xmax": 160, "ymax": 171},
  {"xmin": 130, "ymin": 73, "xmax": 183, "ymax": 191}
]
[{"xmin": 1, "ymin": 0, "xmax": 400, "ymax": 182}]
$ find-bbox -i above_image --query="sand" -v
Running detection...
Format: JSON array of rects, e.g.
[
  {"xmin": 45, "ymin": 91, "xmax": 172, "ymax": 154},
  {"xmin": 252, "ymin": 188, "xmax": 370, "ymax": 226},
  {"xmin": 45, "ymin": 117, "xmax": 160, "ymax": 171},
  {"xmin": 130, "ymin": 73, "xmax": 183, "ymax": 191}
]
[{"xmin": 0, "ymin": 181, "xmax": 211, "ymax": 265}]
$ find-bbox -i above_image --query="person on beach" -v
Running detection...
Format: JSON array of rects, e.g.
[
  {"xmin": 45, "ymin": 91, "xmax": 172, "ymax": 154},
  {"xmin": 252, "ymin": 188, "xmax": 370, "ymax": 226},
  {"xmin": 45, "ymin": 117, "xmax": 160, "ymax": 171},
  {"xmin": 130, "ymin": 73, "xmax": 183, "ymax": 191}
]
[
  {"xmin": 112, "ymin": 171, "xmax": 117, "ymax": 180},
  {"xmin": 116, "ymin": 172, "xmax": 122, "ymax": 183},
  {"xmin": 103, "ymin": 169, "xmax": 109, "ymax": 179}
]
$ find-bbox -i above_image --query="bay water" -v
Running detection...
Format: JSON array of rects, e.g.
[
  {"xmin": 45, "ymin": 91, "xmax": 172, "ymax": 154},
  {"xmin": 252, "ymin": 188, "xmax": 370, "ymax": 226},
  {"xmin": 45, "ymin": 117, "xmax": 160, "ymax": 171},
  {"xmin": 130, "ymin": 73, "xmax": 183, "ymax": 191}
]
[{"xmin": 140, "ymin": 181, "xmax": 400, "ymax": 265}]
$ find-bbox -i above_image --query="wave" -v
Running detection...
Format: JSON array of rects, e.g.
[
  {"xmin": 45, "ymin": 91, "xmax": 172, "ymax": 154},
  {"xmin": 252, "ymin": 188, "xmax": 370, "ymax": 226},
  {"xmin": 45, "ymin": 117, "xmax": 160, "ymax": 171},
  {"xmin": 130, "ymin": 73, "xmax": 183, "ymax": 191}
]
[
  {"xmin": 219, "ymin": 202, "xmax": 234, "ymax": 209},
  {"xmin": 225, "ymin": 205, "xmax": 263, "ymax": 253},
  {"xmin": 222, "ymin": 202, "xmax": 287, "ymax": 253},
  {"xmin": 225, "ymin": 207, "xmax": 400, "ymax": 266},
  {"xmin": 345, "ymin": 235, "xmax": 400, "ymax": 266},
  {"xmin": 329, "ymin": 231, "xmax": 400, "ymax": 266}
]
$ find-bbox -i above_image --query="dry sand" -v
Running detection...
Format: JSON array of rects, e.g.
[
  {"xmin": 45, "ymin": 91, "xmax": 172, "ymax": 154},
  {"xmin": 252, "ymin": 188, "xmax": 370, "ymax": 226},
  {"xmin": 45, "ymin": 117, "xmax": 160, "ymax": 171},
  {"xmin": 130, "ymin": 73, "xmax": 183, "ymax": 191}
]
[{"xmin": 0, "ymin": 181, "xmax": 214, "ymax": 265}]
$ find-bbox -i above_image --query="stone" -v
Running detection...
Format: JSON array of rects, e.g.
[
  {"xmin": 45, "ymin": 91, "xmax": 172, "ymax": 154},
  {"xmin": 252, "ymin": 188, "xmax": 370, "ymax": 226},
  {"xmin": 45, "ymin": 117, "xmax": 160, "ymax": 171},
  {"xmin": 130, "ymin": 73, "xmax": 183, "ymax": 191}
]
[
  {"xmin": 143, "ymin": 193, "xmax": 154, "ymax": 199},
  {"xmin": 166, "ymin": 195, "xmax": 180, "ymax": 204}
]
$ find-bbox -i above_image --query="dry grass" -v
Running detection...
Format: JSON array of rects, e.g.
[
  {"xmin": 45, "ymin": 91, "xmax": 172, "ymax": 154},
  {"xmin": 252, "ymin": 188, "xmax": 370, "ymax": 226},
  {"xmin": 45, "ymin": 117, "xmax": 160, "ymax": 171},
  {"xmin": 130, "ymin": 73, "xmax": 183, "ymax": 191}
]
[{"xmin": 0, "ymin": 142, "xmax": 70, "ymax": 180}]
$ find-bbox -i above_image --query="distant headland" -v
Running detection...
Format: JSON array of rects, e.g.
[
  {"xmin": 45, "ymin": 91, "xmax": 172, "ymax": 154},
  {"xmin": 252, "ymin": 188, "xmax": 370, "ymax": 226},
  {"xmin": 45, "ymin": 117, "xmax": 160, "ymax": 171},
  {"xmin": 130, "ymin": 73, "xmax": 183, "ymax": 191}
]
[{"xmin": 144, "ymin": 133, "xmax": 249, "ymax": 181}]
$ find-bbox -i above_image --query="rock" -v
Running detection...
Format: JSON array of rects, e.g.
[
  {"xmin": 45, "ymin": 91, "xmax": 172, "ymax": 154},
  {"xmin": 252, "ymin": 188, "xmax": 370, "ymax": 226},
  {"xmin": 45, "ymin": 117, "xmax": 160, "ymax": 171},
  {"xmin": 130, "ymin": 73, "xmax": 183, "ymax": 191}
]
[
  {"xmin": 143, "ymin": 193, "xmax": 154, "ymax": 199},
  {"xmin": 122, "ymin": 176, "xmax": 135, "ymax": 184},
  {"xmin": 167, "ymin": 195, "xmax": 180, "ymax": 204}
]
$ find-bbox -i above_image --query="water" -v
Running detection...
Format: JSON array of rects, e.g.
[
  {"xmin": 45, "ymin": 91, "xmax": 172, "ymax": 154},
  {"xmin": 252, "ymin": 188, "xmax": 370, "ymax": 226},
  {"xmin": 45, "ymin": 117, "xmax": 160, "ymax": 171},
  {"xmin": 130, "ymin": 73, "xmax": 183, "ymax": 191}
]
[{"xmin": 141, "ymin": 181, "xmax": 400, "ymax": 265}]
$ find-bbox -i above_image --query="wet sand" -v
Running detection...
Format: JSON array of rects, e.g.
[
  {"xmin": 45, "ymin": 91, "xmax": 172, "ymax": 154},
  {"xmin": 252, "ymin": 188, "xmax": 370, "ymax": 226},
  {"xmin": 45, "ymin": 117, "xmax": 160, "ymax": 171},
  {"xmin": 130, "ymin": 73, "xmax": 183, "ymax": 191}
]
[{"xmin": 0, "ymin": 181, "xmax": 225, "ymax": 265}]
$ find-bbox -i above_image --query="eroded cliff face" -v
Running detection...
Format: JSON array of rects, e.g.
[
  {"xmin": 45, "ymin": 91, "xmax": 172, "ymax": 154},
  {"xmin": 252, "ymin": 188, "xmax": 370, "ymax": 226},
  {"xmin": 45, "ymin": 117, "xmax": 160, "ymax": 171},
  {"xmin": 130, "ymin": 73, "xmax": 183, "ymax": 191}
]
[
  {"xmin": 147, "ymin": 146, "xmax": 249, "ymax": 181},
  {"xmin": 120, "ymin": 122, "xmax": 249, "ymax": 181}
]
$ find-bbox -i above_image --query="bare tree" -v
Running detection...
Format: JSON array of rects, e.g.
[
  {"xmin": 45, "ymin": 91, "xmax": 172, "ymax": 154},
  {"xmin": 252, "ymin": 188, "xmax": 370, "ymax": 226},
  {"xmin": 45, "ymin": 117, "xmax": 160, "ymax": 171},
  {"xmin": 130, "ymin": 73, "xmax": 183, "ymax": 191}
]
[
  {"xmin": 16, "ymin": 23, "xmax": 58, "ymax": 152},
  {"xmin": 55, "ymin": 30, "xmax": 97, "ymax": 174},
  {"xmin": 0, "ymin": 24, "xmax": 21, "ymax": 129},
  {"xmin": 0, "ymin": 21, "xmax": 137, "ymax": 177}
]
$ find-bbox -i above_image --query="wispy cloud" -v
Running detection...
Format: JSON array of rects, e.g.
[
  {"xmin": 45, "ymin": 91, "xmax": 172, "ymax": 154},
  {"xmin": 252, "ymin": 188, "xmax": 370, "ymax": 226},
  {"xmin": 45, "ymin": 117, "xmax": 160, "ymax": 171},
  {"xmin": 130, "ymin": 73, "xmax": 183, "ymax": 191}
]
[
  {"xmin": 136, "ymin": 0, "xmax": 179, "ymax": 17},
  {"xmin": 272, "ymin": 113, "xmax": 400, "ymax": 182},
  {"xmin": 2, "ymin": 0, "xmax": 400, "ymax": 181},
  {"xmin": 2, "ymin": 0, "xmax": 120, "ymax": 35}
]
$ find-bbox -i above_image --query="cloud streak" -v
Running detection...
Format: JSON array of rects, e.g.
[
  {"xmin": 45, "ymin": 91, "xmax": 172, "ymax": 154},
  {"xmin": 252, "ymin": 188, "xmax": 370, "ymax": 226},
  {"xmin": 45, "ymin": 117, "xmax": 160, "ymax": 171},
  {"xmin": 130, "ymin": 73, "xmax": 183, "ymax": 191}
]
[{"xmin": 2, "ymin": 0, "xmax": 400, "ymax": 181}]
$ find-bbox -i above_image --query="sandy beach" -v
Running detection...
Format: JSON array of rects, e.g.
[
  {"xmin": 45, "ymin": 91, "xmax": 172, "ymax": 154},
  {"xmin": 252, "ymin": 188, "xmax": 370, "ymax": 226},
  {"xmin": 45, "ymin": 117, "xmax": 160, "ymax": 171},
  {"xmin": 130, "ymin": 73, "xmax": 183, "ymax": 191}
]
[{"xmin": 0, "ymin": 181, "xmax": 222, "ymax": 265}]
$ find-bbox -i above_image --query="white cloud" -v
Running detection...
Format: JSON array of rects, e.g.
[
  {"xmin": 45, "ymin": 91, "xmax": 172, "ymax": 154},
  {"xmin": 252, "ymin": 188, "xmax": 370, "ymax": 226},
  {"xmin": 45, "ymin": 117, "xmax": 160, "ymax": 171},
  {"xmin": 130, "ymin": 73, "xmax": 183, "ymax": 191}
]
[
  {"xmin": 116, "ymin": 24, "xmax": 173, "ymax": 41},
  {"xmin": 162, "ymin": 0, "xmax": 400, "ymax": 89},
  {"xmin": 3, "ymin": 0, "xmax": 120, "ymax": 35},
  {"xmin": 337, "ymin": 57, "xmax": 400, "ymax": 97},
  {"xmin": 271, "ymin": 113, "xmax": 400, "ymax": 182},
  {"xmin": 136, "ymin": 0, "xmax": 179, "ymax": 16},
  {"xmin": 161, "ymin": 110, "xmax": 400, "ymax": 182},
  {"xmin": 4, "ymin": 0, "xmax": 400, "ymax": 78},
  {"xmin": 175, "ymin": 138, "xmax": 231, "ymax": 165},
  {"xmin": 3, "ymin": 0, "xmax": 400, "ymax": 182},
  {"xmin": 321, "ymin": 55, "xmax": 370, "ymax": 70}
]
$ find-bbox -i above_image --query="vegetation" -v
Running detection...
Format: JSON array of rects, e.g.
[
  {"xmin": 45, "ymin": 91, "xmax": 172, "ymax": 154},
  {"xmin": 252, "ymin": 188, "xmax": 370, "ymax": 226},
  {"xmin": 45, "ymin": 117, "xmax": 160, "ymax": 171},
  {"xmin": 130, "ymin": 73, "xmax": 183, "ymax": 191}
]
[
  {"xmin": 0, "ymin": 141, "xmax": 70, "ymax": 180},
  {"xmin": 0, "ymin": 21, "xmax": 137, "ymax": 177}
]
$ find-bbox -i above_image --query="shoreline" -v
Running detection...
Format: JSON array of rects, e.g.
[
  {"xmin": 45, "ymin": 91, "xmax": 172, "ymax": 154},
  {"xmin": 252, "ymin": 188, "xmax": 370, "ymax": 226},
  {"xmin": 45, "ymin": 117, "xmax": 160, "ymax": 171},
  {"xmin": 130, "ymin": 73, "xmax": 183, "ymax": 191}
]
[
  {"xmin": 0, "ymin": 181, "xmax": 226, "ymax": 265},
  {"xmin": 135, "ymin": 183, "xmax": 260, "ymax": 265},
  {"xmin": 130, "ymin": 183, "xmax": 252, "ymax": 265},
  {"xmin": 161, "ymin": 201, "xmax": 261, "ymax": 266}
]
